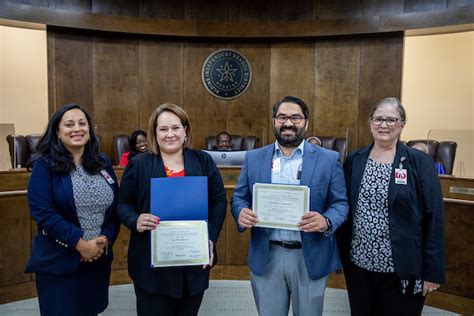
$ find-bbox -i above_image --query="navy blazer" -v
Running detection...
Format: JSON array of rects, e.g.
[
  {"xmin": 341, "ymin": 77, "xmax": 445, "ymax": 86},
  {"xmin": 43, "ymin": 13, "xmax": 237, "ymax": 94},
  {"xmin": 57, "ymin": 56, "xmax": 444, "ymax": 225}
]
[
  {"xmin": 25, "ymin": 154, "xmax": 120, "ymax": 275},
  {"xmin": 338, "ymin": 142, "xmax": 445, "ymax": 284},
  {"xmin": 116, "ymin": 149, "xmax": 226, "ymax": 298},
  {"xmin": 231, "ymin": 142, "xmax": 349, "ymax": 280}
]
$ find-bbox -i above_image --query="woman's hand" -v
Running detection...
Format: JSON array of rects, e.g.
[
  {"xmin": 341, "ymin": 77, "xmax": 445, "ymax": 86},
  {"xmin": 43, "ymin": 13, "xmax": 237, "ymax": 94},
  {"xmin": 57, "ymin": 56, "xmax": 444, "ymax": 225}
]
[
  {"xmin": 136, "ymin": 213, "xmax": 160, "ymax": 233},
  {"xmin": 423, "ymin": 281, "xmax": 440, "ymax": 296},
  {"xmin": 76, "ymin": 236, "xmax": 107, "ymax": 262},
  {"xmin": 203, "ymin": 240, "xmax": 214, "ymax": 269}
]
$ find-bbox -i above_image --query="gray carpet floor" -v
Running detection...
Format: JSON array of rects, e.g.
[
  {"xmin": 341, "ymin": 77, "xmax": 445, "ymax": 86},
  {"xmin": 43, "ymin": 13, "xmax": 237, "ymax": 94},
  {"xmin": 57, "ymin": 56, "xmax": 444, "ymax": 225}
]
[{"xmin": 0, "ymin": 280, "xmax": 459, "ymax": 315}]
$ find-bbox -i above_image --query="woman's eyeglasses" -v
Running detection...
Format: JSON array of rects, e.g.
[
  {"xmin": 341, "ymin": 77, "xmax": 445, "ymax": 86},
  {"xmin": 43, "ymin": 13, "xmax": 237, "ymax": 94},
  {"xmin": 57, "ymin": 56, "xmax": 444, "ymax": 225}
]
[{"xmin": 370, "ymin": 116, "xmax": 401, "ymax": 127}]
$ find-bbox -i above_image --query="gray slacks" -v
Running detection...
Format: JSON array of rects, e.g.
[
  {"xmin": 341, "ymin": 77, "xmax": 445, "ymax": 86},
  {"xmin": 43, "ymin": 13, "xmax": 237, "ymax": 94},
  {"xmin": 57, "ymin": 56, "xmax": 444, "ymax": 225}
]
[{"xmin": 250, "ymin": 243, "xmax": 328, "ymax": 316}]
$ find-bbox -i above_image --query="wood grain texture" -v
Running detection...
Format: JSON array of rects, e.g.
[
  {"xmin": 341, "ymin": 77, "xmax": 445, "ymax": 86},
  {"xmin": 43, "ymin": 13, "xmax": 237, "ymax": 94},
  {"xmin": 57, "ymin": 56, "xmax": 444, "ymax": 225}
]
[
  {"xmin": 404, "ymin": 0, "xmax": 448, "ymax": 13},
  {"xmin": 182, "ymin": 42, "xmax": 227, "ymax": 150},
  {"xmin": 361, "ymin": 0, "xmax": 404, "ymax": 16},
  {"xmin": 444, "ymin": 202, "xmax": 474, "ymax": 298},
  {"xmin": 92, "ymin": 35, "xmax": 139, "ymax": 160},
  {"xmin": 316, "ymin": 0, "xmax": 363, "ymax": 19},
  {"xmin": 0, "ymin": 195, "xmax": 31, "ymax": 285},
  {"xmin": 91, "ymin": 0, "xmax": 139, "ymax": 17},
  {"xmin": 138, "ymin": 39, "xmax": 184, "ymax": 131},
  {"xmin": 49, "ymin": 30, "xmax": 93, "ymax": 115},
  {"xmin": 314, "ymin": 39, "xmax": 360, "ymax": 148},
  {"xmin": 269, "ymin": 42, "xmax": 315, "ymax": 143},
  {"xmin": 184, "ymin": 0, "xmax": 229, "ymax": 21},
  {"xmin": 226, "ymin": 43, "xmax": 271, "ymax": 146},
  {"xmin": 139, "ymin": 0, "xmax": 184, "ymax": 19},
  {"xmin": 358, "ymin": 34, "xmax": 403, "ymax": 148},
  {"xmin": 228, "ymin": 0, "xmax": 315, "ymax": 21},
  {"xmin": 49, "ymin": 0, "xmax": 91, "ymax": 12}
]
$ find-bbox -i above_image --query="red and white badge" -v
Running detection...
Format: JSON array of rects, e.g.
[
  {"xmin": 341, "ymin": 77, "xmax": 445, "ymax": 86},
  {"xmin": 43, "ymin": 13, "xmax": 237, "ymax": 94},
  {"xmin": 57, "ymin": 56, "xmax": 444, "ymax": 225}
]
[
  {"xmin": 394, "ymin": 168, "xmax": 407, "ymax": 185},
  {"xmin": 272, "ymin": 158, "xmax": 281, "ymax": 174},
  {"xmin": 100, "ymin": 170, "xmax": 115, "ymax": 184}
]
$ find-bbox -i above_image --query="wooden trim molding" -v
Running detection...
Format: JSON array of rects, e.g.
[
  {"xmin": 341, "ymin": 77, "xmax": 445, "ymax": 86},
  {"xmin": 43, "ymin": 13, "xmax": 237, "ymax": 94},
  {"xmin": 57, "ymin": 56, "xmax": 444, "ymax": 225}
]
[{"xmin": 0, "ymin": 2, "xmax": 472, "ymax": 38}]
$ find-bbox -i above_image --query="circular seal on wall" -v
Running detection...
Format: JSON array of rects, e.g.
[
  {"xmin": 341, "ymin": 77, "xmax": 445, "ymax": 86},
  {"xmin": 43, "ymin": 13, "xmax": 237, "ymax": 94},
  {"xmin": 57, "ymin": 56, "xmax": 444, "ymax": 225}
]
[{"xmin": 201, "ymin": 49, "xmax": 252, "ymax": 100}]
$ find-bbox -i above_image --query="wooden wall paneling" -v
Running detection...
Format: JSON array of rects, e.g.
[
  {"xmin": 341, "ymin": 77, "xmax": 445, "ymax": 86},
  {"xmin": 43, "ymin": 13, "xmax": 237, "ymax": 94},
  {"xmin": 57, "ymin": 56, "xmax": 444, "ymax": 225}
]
[
  {"xmin": 404, "ymin": 0, "xmax": 448, "ymax": 13},
  {"xmin": 443, "ymin": 202, "xmax": 474, "ymax": 298},
  {"xmin": 110, "ymin": 225, "xmax": 130, "ymax": 270},
  {"xmin": 184, "ymin": 0, "xmax": 229, "ymax": 21},
  {"xmin": 226, "ymin": 43, "xmax": 271, "ymax": 146},
  {"xmin": 447, "ymin": 0, "xmax": 473, "ymax": 7},
  {"xmin": 46, "ymin": 31, "xmax": 56, "ymax": 117},
  {"xmin": 0, "ymin": 195, "xmax": 31, "ymax": 285},
  {"xmin": 228, "ymin": 0, "xmax": 315, "ymax": 21},
  {"xmin": 138, "ymin": 39, "xmax": 184, "ymax": 131},
  {"xmin": 214, "ymin": 189, "xmax": 231, "ymax": 265},
  {"xmin": 315, "ymin": 0, "xmax": 363, "ymax": 19},
  {"xmin": 358, "ymin": 34, "xmax": 403, "ymax": 148},
  {"xmin": 91, "ymin": 0, "xmax": 139, "ymax": 16},
  {"xmin": 313, "ymin": 39, "xmax": 360, "ymax": 147},
  {"xmin": 48, "ymin": 0, "xmax": 91, "ymax": 12},
  {"xmin": 92, "ymin": 35, "xmax": 139, "ymax": 161},
  {"xmin": 139, "ymin": 0, "xmax": 185, "ymax": 19},
  {"xmin": 182, "ymin": 43, "xmax": 227, "ymax": 150},
  {"xmin": 224, "ymin": 199, "xmax": 250, "ymax": 265},
  {"xmin": 269, "ymin": 42, "xmax": 314, "ymax": 144},
  {"xmin": 7, "ymin": 0, "xmax": 47, "ymax": 6},
  {"xmin": 49, "ymin": 30, "xmax": 93, "ymax": 115},
  {"xmin": 361, "ymin": 0, "xmax": 404, "ymax": 16}
]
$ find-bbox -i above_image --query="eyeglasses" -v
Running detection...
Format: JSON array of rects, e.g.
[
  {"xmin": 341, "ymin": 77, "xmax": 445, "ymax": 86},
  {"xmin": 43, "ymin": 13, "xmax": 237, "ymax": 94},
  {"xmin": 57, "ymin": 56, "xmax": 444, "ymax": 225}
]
[
  {"xmin": 370, "ymin": 116, "xmax": 402, "ymax": 126},
  {"xmin": 274, "ymin": 114, "xmax": 305, "ymax": 124}
]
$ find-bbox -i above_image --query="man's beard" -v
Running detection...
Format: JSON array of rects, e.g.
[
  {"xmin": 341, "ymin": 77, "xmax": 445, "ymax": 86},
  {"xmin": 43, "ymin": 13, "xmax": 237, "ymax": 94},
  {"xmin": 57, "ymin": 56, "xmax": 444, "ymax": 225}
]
[{"xmin": 274, "ymin": 126, "xmax": 306, "ymax": 147}]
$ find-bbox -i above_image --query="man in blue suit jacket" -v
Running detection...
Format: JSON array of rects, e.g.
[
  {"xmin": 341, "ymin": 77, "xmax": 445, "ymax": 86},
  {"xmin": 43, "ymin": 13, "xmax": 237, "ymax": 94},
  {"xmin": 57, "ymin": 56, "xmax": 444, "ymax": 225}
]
[{"xmin": 231, "ymin": 96, "xmax": 348, "ymax": 316}]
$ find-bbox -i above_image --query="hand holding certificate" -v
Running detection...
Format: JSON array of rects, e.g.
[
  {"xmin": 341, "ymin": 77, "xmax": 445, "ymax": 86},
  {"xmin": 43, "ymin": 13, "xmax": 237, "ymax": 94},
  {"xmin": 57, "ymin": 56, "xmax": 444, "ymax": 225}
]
[
  {"xmin": 150, "ymin": 177, "xmax": 211, "ymax": 267},
  {"xmin": 252, "ymin": 183, "xmax": 310, "ymax": 230}
]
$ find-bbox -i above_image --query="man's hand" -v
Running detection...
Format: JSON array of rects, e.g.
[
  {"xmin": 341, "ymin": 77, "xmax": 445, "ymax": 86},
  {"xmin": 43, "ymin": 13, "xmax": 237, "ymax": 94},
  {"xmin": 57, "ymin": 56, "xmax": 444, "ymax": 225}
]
[
  {"xmin": 136, "ymin": 213, "xmax": 160, "ymax": 233},
  {"xmin": 238, "ymin": 208, "xmax": 258, "ymax": 228},
  {"xmin": 298, "ymin": 211, "xmax": 328, "ymax": 232},
  {"xmin": 203, "ymin": 240, "xmax": 214, "ymax": 269},
  {"xmin": 423, "ymin": 281, "xmax": 440, "ymax": 296}
]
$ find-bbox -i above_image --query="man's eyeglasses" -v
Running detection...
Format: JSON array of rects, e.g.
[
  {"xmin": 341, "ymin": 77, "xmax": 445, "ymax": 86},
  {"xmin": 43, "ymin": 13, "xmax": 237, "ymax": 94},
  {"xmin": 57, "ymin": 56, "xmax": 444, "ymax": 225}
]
[
  {"xmin": 274, "ymin": 114, "xmax": 305, "ymax": 124},
  {"xmin": 370, "ymin": 116, "xmax": 402, "ymax": 127}
]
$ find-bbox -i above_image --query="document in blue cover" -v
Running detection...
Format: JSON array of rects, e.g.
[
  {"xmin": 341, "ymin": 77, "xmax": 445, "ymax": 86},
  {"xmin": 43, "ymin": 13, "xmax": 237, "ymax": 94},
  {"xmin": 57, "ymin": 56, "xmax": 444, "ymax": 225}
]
[{"xmin": 150, "ymin": 176, "xmax": 208, "ymax": 221}]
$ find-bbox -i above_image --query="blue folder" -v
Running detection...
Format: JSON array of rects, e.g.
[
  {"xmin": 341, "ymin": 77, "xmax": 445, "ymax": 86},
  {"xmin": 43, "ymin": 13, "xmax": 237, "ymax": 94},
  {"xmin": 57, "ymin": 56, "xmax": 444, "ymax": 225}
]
[{"xmin": 150, "ymin": 176, "xmax": 208, "ymax": 221}]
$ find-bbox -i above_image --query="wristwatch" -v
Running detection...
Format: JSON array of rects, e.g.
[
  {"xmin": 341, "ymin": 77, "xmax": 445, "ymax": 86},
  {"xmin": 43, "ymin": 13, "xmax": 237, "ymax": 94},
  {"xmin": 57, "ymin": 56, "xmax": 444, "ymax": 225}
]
[{"xmin": 324, "ymin": 216, "xmax": 332, "ymax": 232}]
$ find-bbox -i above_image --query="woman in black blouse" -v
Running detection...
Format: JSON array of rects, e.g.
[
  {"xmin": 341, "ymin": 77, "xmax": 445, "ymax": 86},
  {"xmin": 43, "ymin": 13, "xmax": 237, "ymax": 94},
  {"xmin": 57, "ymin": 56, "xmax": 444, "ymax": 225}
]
[
  {"xmin": 338, "ymin": 97, "xmax": 445, "ymax": 316},
  {"xmin": 116, "ymin": 103, "xmax": 226, "ymax": 316}
]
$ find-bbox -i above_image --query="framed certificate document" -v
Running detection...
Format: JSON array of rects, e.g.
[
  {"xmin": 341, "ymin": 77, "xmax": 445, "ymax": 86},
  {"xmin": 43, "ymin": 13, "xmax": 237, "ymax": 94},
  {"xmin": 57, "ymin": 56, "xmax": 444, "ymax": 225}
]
[
  {"xmin": 151, "ymin": 221, "xmax": 209, "ymax": 267},
  {"xmin": 253, "ymin": 183, "xmax": 310, "ymax": 230}
]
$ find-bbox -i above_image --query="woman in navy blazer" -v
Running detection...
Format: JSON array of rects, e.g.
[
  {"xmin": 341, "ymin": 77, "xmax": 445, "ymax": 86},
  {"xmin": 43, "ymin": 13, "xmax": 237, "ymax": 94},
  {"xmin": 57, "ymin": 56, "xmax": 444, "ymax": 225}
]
[
  {"xmin": 338, "ymin": 97, "xmax": 445, "ymax": 316},
  {"xmin": 25, "ymin": 104, "xmax": 120, "ymax": 315},
  {"xmin": 117, "ymin": 103, "xmax": 226, "ymax": 316}
]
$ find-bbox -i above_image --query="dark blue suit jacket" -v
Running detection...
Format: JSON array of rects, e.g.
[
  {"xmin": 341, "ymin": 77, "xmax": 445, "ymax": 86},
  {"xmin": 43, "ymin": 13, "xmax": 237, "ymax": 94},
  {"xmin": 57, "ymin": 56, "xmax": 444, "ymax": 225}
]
[
  {"xmin": 338, "ymin": 143, "xmax": 445, "ymax": 283},
  {"xmin": 231, "ymin": 142, "xmax": 349, "ymax": 280},
  {"xmin": 25, "ymin": 154, "xmax": 120, "ymax": 274}
]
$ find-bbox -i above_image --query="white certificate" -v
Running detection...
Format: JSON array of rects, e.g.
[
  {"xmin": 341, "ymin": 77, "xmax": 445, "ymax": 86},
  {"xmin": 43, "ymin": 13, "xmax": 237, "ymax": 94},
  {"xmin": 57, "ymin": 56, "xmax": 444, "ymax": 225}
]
[
  {"xmin": 252, "ymin": 183, "xmax": 310, "ymax": 230},
  {"xmin": 151, "ymin": 220, "xmax": 209, "ymax": 267}
]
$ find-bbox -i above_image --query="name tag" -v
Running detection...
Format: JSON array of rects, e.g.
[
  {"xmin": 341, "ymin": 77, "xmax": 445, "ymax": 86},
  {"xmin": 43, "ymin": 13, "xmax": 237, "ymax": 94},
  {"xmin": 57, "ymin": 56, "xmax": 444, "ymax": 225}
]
[
  {"xmin": 394, "ymin": 168, "xmax": 407, "ymax": 185},
  {"xmin": 101, "ymin": 170, "xmax": 115, "ymax": 184},
  {"xmin": 272, "ymin": 158, "xmax": 281, "ymax": 174}
]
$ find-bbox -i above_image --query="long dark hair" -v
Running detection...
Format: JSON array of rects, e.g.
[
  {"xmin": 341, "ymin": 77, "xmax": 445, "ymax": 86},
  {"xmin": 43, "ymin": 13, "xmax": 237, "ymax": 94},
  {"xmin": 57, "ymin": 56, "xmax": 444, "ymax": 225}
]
[
  {"xmin": 32, "ymin": 104, "xmax": 104, "ymax": 174},
  {"xmin": 128, "ymin": 129, "xmax": 147, "ymax": 159}
]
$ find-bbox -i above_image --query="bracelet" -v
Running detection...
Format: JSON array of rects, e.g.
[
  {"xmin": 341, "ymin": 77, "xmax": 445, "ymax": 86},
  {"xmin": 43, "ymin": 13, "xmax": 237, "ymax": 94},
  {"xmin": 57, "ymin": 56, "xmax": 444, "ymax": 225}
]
[{"xmin": 324, "ymin": 216, "xmax": 332, "ymax": 232}]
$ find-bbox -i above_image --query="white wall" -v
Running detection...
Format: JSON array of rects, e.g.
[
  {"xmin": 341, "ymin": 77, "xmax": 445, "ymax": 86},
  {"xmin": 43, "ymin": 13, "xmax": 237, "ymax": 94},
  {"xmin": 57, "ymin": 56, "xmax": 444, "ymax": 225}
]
[
  {"xmin": 401, "ymin": 31, "xmax": 473, "ymax": 139},
  {"xmin": 0, "ymin": 25, "xmax": 48, "ymax": 136}
]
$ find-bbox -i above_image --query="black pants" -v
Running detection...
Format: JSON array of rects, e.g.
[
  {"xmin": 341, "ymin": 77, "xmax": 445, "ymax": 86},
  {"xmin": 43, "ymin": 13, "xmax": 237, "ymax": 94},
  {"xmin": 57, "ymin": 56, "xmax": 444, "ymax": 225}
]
[
  {"xmin": 134, "ymin": 283, "xmax": 204, "ymax": 316},
  {"xmin": 344, "ymin": 262, "xmax": 426, "ymax": 316}
]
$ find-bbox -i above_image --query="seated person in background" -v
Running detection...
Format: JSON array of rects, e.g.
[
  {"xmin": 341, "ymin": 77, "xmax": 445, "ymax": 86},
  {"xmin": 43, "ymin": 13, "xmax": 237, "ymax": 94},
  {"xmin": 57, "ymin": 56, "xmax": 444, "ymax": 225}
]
[
  {"xmin": 119, "ymin": 130, "xmax": 147, "ymax": 166},
  {"xmin": 307, "ymin": 136, "xmax": 322, "ymax": 146},
  {"xmin": 411, "ymin": 142, "xmax": 429, "ymax": 154},
  {"xmin": 216, "ymin": 132, "xmax": 232, "ymax": 151}
]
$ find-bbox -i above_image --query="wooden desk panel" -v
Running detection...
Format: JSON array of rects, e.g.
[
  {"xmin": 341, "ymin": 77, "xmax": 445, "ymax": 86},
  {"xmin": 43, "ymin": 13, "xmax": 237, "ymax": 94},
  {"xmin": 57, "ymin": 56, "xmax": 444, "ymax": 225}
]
[{"xmin": 1, "ymin": 168, "xmax": 473, "ymax": 314}]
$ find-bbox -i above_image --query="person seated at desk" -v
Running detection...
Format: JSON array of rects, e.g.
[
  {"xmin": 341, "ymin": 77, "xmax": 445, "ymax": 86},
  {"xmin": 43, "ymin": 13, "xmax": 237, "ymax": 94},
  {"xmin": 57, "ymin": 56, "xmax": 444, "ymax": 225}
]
[
  {"xmin": 119, "ymin": 130, "xmax": 147, "ymax": 167},
  {"xmin": 216, "ymin": 132, "xmax": 232, "ymax": 151},
  {"xmin": 410, "ymin": 142, "xmax": 429, "ymax": 154},
  {"xmin": 307, "ymin": 136, "xmax": 322, "ymax": 146}
]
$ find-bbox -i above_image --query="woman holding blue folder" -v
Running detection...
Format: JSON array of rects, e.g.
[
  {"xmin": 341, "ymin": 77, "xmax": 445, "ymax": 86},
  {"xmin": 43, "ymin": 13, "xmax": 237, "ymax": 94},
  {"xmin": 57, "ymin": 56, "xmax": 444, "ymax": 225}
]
[{"xmin": 117, "ymin": 103, "xmax": 227, "ymax": 316}]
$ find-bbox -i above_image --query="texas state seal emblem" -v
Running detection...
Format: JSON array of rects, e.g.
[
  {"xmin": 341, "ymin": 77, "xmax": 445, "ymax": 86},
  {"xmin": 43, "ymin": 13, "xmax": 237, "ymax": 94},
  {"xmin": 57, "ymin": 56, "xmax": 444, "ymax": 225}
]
[{"xmin": 201, "ymin": 49, "xmax": 252, "ymax": 100}]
